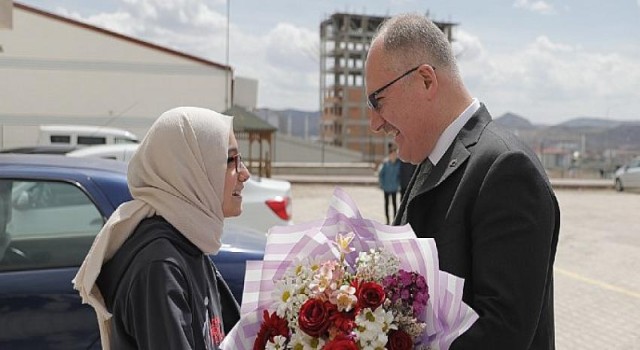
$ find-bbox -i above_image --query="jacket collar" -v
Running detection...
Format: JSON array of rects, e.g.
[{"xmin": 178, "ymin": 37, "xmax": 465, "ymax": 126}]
[{"xmin": 411, "ymin": 103, "xmax": 492, "ymax": 198}]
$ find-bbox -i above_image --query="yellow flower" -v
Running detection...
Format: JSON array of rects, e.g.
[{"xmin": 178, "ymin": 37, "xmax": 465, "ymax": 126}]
[{"xmin": 335, "ymin": 232, "xmax": 355, "ymax": 255}]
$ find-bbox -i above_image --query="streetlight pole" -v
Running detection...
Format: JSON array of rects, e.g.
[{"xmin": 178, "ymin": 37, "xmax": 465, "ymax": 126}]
[{"xmin": 225, "ymin": 0, "xmax": 230, "ymax": 110}]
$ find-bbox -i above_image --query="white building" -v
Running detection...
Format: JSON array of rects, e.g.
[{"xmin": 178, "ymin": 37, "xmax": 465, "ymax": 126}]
[{"xmin": 0, "ymin": 1, "xmax": 257, "ymax": 148}]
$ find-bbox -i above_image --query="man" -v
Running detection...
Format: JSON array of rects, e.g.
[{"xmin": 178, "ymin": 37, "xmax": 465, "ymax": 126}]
[{"xmin": 365, "ymin": 14, "xmax": 560, "ymax": 349}]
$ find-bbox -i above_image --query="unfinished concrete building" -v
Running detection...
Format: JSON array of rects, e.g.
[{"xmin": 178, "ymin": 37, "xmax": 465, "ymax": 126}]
[{"xmin": 319, "ymin": 13, "xmax": 456, "ymax": 162}]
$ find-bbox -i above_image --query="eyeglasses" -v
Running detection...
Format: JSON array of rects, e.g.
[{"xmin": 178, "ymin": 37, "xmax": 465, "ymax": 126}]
[
  {"xmin": 226, "ymin": 154, "xmax": 244, "ymax": 172},
  {"xmin": 367, "ymin": 64, "xmax": 435, "ymax": 111}
]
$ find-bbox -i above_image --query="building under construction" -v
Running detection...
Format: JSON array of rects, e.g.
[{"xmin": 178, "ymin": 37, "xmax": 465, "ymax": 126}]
[{"xmin": 319, "ymin": 13, "xmax": 456, "ymax": 162}]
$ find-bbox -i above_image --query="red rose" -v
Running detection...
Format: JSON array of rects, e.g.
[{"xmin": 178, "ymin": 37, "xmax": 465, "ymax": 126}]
[
  {"xmin": 298, "ymin": 299, "xmax": 333, "ymax": 337},
  {"xmin": 254, "ymin": 310, "xmax": 289, "ymax": 350},
  {"xmin": 325, "ymin": 335, "xmax": 358, "ymax": 350},
  {"xmin": 330, "ymin": 309, "xmax": 356, "ymax": 333},
  {"xmin": 357, "ymin": 281, "xmax": 386, "ymax": 310},
  {"xmin": 386, "ymin": 330, "xmax": 413, "ymax": 350}
]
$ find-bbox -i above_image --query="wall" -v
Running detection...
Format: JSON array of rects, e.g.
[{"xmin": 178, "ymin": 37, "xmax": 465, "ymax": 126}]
[{"xmin": 0, "ymin": 4, "xmax": 231, "ymax": 148}]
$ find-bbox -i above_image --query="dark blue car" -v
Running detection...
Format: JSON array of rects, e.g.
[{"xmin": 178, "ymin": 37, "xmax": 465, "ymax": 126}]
[{"xmin": 0, "ymin": 154, "xmax": 264, "ymax": 349}]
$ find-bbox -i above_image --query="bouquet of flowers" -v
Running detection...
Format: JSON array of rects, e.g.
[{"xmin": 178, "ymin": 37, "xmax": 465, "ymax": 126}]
[{"xmin": 221, "ymin": 188, "xmax": 478, "ymax": 350}]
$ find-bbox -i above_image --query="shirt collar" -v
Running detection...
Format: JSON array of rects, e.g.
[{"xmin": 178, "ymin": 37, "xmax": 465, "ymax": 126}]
[{"xmin": 429, "ymin": 98, "xmax": 480, "ymax": 166}]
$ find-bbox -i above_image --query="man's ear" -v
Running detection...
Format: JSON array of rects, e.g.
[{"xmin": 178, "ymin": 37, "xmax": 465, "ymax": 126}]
[{"xmin": 418, "ymin": 66, "xmax": 437, "ymax": 99}]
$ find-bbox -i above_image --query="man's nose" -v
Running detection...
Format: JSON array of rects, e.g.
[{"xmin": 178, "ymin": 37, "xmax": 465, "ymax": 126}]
[{"xmin": 369, "ymin": 111, "xmax": 385, "ymax": 133}]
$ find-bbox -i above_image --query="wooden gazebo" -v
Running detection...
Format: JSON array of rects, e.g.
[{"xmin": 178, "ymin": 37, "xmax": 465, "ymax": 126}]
[{"xmin": 224, "ymin": 106, "xmax": 277, "ymax": 178}]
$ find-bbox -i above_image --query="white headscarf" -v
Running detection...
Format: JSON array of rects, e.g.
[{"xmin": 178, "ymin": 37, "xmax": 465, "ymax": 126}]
[{"xmin": 72, "ymin": 106, "xmax": 233, "ymax": 350}]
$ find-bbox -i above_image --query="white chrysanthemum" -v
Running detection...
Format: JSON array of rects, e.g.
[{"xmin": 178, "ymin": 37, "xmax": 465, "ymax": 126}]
[
  {"xmin": 285, "ymin": 293, "xmax": 310, "ymax": 326},
  {"xmin": 354, "ymin": 306, "xmax": 397, "ymax": 346},
  {"xmin": 287, "ymin": 256, "xmax": 322, "ymax": 281},
  {"xmin": 289, "ymin": 330, "xmax": 325, "ymax": 350},
  {"xmin": 358, "ymin": 332, "xmax": 389, "ymax": 350},
  {"xmin": 265, "ymin": 335, "xmax": 287, "ymax": 350},
  {"xmin": 271, "ymin": 280, "xmax": 297, "ymax": 318}
]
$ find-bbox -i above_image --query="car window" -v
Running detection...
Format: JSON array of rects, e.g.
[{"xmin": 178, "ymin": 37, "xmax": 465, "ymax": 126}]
[
  {"xmin": 0, "ymin": 180, "xmax": 104, "ymax": 272},
  {"xmin": 50, "ymin": 135, "xmax": 71, "ymax": 144},
  {"xmin": 77, "ymin": 136, "xmax": 106, "ymax": 145},
  {"xmin": 115, "ymin": 137, "xmax": 138, "ymax": 144}
]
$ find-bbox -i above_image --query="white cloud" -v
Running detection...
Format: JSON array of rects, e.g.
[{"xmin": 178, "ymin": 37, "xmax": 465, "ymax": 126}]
[
  {"xmin": 456, "ymin": 33, "xmax": 640, "ymax": 123},
  {"xmin": 513, "ymin": 0, "xmax": 555, "ymax": 15},
  {"xmin": 265, "ymin": 23, "xmax": 318, "ymax": 72},
  {"xmin": 43, "ymin": 2, "xmax": 640, "ymax": 120},
  {"xmin": 60, "ymin": 0, "xmax": 321, "ymax": 110},
  {"xmin": 452, "ymin": 30, "xmax": 486, "ymax": 61},
  {"xmin": 234, "ymin": 24, "xmax": 320, "ymax": 110}
]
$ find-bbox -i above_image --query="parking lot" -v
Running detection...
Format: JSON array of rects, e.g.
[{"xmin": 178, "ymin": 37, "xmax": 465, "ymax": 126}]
[{"xmin": 291, "ymin": 184, "xmax": 640, "ymax": 349}]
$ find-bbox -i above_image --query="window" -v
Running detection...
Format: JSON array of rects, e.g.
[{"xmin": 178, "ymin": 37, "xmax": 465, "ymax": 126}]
[
  {"xmin": 50, "ymin": 135, "xmax": 71, "ymax": 144},
  {"xmin": 0, "ymin": 180, "xmax": 104, "ymax": 271},
  {"xmin": 114, "ymin": 137, "xmax": 138, "ymax": 144},
  {"xmin": 77, "ymin": 136, "xmax": 106, "ymax": 145}
]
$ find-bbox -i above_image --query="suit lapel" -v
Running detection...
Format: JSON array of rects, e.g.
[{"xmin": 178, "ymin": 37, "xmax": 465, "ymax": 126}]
[{"xmin": 407, "ymin": 104, "xmax": 492, "ymax": 204}]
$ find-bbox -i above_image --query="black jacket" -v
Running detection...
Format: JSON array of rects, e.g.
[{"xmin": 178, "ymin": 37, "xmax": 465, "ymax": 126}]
[
  {"xmin": 97, "ymin": 216, "xmax": 240, "ymax": 350},
  {"xmin": 396, "ymin": 105, "xmax": 559, "ymax": 349}
]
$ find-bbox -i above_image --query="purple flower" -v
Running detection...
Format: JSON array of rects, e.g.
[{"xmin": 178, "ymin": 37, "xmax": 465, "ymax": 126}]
[{"xmin": 383, "ymin": 269, "xmax": 430, "ymax": 319}]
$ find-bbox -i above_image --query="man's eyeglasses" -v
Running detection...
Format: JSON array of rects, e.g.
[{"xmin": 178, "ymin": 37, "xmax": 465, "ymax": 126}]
[
  {"xmin": 367, "ymin": 64, "xmax": 435, "ymax": 111},
  {"xmin": 227, "ymin": 154, "xmax": 244, "ymax": 172}
]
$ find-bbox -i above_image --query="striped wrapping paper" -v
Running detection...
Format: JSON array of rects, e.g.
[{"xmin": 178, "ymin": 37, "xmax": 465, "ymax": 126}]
[{"xmin": 221, "ymin": 187, "xmax": 478, "ymax": 350}]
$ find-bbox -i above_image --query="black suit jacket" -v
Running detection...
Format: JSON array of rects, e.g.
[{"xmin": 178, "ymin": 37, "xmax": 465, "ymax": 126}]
[{"xmin": 395, "ymin": 105, "xmax": 559, "ymax": 349}]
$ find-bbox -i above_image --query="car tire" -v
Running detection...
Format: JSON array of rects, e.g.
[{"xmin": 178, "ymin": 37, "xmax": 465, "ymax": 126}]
[{"xmin": 614, "ymin": 178, "xmax": 624, "ymax": 192}]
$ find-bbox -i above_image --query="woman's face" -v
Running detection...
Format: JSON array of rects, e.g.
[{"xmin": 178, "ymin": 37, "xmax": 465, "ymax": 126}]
[{"xmin": 222, "ymin": 132, "xmax": 250, "ymax": 217}]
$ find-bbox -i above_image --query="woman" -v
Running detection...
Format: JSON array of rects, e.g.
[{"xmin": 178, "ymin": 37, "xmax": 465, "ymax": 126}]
[{"xmin": 73, "ymin": 107, "xmax": 250, "ymax": 350}]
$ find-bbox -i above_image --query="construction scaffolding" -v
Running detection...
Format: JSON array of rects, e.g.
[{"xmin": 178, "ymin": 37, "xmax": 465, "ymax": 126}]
[{"xmin": 319, "ymin": 13, "xmax": 456, "ymax": 162}]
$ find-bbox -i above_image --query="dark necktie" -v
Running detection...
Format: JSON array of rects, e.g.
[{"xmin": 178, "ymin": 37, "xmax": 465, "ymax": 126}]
[{"xmin": 397, "ymin": 159, "xmax": 434, "ymax": 224}]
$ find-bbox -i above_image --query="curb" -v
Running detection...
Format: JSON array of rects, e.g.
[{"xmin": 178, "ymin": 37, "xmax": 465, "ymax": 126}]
[{"xmin": 273, "ymin": 175, "xmax": 614, "ymax": 190}]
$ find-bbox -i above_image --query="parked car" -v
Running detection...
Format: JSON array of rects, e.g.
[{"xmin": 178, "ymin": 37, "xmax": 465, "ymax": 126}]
[
  {"xmin": 0, "ymin": 154, "xmax": 264, "ymax": 349},
  {"xmin": 38, "ymin": 124, "xmax": 139, "ymax": 146},
  {"xmin": 0, "ymin": 144, "xmax": 81, "ymax": 155},
  {"xmin": 66, "ymin": 143, "xmax": 139, "ymax": 161},
  {"xmin": 67, "ymin": 143, "xmax": 293, "ymax": 233},
  {"xmin": 614, "ymin": 158, "xmax": 640, "ymax": 191}
]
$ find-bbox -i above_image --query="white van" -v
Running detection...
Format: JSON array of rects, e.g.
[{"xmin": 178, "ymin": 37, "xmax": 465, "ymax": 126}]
[
  {"xmin": 38, "ymin": 125, "xmax": 139, "ymax": 146},
  {"xmin": 66, "ymin": 143, "xmax": 139, "ymax": 162}
]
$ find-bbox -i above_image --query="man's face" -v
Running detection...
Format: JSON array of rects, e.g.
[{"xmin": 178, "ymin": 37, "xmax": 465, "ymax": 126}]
[{"xmin": 365, "ymin": 41, "xmax": 435, "ymax": 165}]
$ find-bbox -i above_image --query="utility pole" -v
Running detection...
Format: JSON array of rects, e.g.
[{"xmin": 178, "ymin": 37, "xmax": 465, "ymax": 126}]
[{"xmin": 225, "ymin": 0, "xmax": 230, "ymax": 110}]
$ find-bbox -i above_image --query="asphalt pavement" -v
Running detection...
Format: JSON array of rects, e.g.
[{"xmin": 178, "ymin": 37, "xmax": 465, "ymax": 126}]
[{"xmin": 289, "ymin": 184, "xmax": 640, "ymax": 350}]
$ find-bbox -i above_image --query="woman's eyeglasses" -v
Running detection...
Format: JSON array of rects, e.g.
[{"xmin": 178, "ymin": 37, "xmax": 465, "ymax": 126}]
[{"xmin": 227, "ymin": 154, "xmax": 244, "ymax": 172}]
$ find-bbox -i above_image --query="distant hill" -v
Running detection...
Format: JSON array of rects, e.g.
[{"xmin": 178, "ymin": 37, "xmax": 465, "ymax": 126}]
[
  {"xmin": 557, "ymin": 117, "xmax": 622, "ymax": 129},
  {"xmin": 494, "ymin": 112, "xmax": 536, "ymax": 129},
  {"xmin": 490, "ymin": 113, "xmax": 640, "ymax": 159},
  {"xmin": 254, "ymin": 108, "xmax": 640, "ymax": 164}
]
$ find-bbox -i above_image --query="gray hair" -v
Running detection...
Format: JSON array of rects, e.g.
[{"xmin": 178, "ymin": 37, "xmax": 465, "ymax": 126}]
[{"xmin": 374, "ymin": 13, "xmax": 457, "ymax": 75}]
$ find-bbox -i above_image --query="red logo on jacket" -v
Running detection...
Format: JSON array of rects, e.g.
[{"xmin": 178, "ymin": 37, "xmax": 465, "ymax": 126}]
[{"xmin": 210, "ymin": 317, "xmax": 224, "ymax": 345}]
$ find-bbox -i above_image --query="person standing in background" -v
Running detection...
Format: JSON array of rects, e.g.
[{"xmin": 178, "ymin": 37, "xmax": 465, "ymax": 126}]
[{"xmin": 378, "ymin": 147, "xmax": 400, "ymax": 224}]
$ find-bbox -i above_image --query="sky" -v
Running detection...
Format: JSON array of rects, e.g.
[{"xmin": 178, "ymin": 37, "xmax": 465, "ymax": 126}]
[{"xmin": 18, "ymin": 0, "xmax": 640, "ymax": 125}]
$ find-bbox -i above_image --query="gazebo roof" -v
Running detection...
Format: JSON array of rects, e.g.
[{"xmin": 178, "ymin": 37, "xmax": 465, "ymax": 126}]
[{"xmin": 223, "ymin": 106, "xmax": 277, "ymax": 132}]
